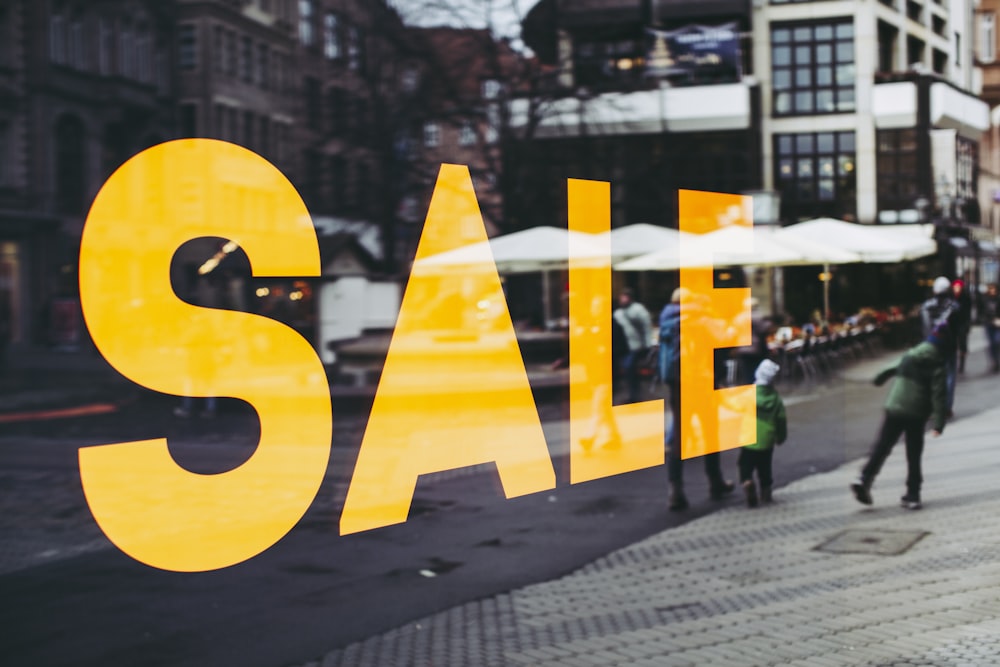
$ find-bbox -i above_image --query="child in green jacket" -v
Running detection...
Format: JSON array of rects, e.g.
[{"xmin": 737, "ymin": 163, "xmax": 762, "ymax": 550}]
[
  {"xmin": 851, "ymin": 318, "xmax": 949, "ymax": 509},
  {"xmin": 740, "ymin": 359, "xmax": 787, "ymax": 507}
]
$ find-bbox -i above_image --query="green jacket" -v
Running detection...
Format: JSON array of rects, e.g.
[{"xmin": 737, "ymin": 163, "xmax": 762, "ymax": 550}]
[
  {"xmin": 746, "ymin": 384, "xmax": 787, "ymax": 451},
  {"xmin": 874, "ymin": 341, "xmax": 947, "ymax": 432}
]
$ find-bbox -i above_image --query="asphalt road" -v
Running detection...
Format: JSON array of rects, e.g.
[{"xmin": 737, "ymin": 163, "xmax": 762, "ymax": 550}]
[{"xmin": 2, "ymin": 347, "xmax": 999, "ymax": 667}]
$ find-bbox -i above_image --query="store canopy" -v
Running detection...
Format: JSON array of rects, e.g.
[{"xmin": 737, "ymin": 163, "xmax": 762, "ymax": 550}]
[
  {"xmin": 417, "ymin": 226, "xmax": 608, "ymax": 274},
  {"xmin": 776, "ymin": 218, "xmax": 936, "ymax": 263}
]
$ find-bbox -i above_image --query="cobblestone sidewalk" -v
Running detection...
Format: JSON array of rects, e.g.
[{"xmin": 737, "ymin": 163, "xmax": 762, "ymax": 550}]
[{"xmin": 295, "ymin": 403, "xmax": 1000, "ymax": 667}]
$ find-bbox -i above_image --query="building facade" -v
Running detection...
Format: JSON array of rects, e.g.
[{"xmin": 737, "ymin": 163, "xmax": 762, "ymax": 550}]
[{"xmin": 0, "ymin": 0, "xmax": 176, "ymax": 346}]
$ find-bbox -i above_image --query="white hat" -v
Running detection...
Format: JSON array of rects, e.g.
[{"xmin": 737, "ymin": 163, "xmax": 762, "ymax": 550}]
[
  {"xmin": 755, "ymin": 359, "xmax": 781, "ymax": 385},
  {"xmin": 933, "ymin": 276, "xmax": 951, "ymax": 295}
]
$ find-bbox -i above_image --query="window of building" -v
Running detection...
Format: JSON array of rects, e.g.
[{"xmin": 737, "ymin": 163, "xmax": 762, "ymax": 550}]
[
  {"xmin": 327, "ymin": 88, "xmax": 344, "ymax": 135},
  {"xmin": 305, "ymin": 76, "xmax": 321, "ymax": 130},
  {"xmin": 459, "ymin": 121, "xmax": 477, "ymax": 147},
  {"xmin": 215, "ymin": 26, "xmax": 225, "ymax": 73},
  {"xmin": 347, "ymin": 25, "xmax": 364, "ymax": 71},
  {"xmin": 257, "ymin": 44, "xmax": 268, "ymax": 87},
  {"xmin": 178, "ymin": 24, "xmax": 197, "ymax": 71},
  {"xmin": 423, "ymin": 121, "xmax": 440, "ymax": 148},
  {"xmin": 259, "ymin": 116, "xmax": 270, "ymax": 157},
  {"xmin": 775, "ymin": 131, "xmax": 856, "ymax": 219},
  {"xmin": 99, "ymin": 18, "xmax": 113, "ymax": 74},
  {"xmin": 955, "ymin": 31, "xmax": 961, "ymax": 66},
  {"xmin": 299, "ymin": 0, "xmax": 314, "ymax": 47},
  {"xmin": 956, "ymin": 137, "xmax": 978, "ymax": 201},
  {"xmin": 482, "ymin": 79, "xmax": 502, "ymax": 100},
  {"xmin": 55, "ymin": 115, "xmax": 87, "ymax": 215},
  {"xmin": 878, "ymin": 21, "xmax": 898, "ymax": 73},
  {"xmin": 244, "ymin": 110, "xmax": 255, "ymax": 149},
  {"xmin": 932, "ymin": 14, "xmax": 946, "ymax": 38},
  {"xmin": 876, "ymin": 128, "xmax": 918, "ymax": 211},
  {"xmin": 979, "ymin": 13, "xmax": 996, "ymax": 63},
  {"xmin": 179, "ymin": 103, "xmax": 197, "ymax": 137},
  {"xmin": 226, "ymin": 31, "xmax": 237, "ymax": 76},
  {"xmin": 136, "ymin": 27, "xmax": 151, "ymax": 82},
  {"xmin": 69, "ymin": 15, "xmax": 85, "ymax": 69},
  {"xmin": 486, "ymin": 104, "xmax": 500, "ymax": 144},
  {"xmin": 771, "ymin": 20, "xmax": 855, "ymax": 116},
  {"xmin": 242, "ymin": 36, "xmax": 252, "ymax": 82},
  {"xmin": 324, "ymin": 13, "xmax": 341, "ymax": 60},
  {"xmin": 932, "ymin": 48, "xmax": 948, "ymax": 74},
  {"xmin": 907, "ymin": 35, "xmax": 925, "ymax": 68},
  {"xmin": 50, "ymin": 10, "xmax": 67, "ymax": 63},
  {"xmin": 906, "ymin": 0, "xmax": 922, "ymax": 24},
  {"xmin": 573, "ymin": 37, "xmax": 642, "ymax": 88},
  {"xmin": 0, "ymin": 120, "xmax": 9, "ymax": 187},
  {"xmin": 329, "ymin": 154, "xmax": 346, "ymax": 213},
  {"xmin": 119, "ymin": 22, "xmax": 134, "ymax": 78}
]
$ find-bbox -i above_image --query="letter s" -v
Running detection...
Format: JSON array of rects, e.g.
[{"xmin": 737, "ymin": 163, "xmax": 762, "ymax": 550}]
[{"xmin": 78, "ymin": 139, "xmax": 332, "ymax": 572}]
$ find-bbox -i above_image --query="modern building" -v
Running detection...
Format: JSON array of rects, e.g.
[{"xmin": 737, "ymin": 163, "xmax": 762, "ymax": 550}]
[{"xmin": 516, "ymin": 0, "xmax": 993, "ymax": 315}]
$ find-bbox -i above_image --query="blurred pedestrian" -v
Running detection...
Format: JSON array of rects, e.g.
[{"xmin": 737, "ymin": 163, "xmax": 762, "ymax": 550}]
[
  {"xmin": 951, "ymin": 278, "xmax": 972, "ymax": 373},
  {"xmin": 739, "ymin": 359, "xmax": 787, "ymax": 508},
  {"xmin": 851, "ymin": 317, "xmax": 950, "ymax": 510},
  {"xmin": 613, "ymin": 288, "xmax": 653, "ymax": 403},
  {"xmin": 981, "ymin": 283, "xmax": 1000, "ymax": 373},
  {"xmin": 659, "ymin": 287, "xmax": 735, "ymax": 511},
  {"xmin": 920, "ymin": 276, "xmax": 958, "ymax": 416}
]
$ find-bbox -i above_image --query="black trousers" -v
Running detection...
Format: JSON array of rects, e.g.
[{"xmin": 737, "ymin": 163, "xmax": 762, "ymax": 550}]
[
  {"xmin": 738, "ymin": 448, "xmax": 774, "ymax": 488},
  {"xmin": 666, "ymin": 381, "xmax": 726, "ymax": 489},
  {"xmin": 861, "ymin": 411, "xmax": 925, "ymax": 497}
]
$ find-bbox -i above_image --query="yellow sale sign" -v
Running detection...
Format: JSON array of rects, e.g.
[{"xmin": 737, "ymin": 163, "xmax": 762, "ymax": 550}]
[{"xmin": 78, "ymin": 139, "xmax": 754, "ymax": 572}]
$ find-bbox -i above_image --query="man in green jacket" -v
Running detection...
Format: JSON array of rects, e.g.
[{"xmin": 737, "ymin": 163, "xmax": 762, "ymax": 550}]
[{"xmin": 851, "ymin": 318, "xmax": 950, "ymax": 510}]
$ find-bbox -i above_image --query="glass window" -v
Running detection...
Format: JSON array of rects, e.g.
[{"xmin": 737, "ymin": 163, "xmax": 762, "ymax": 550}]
[
  {"xmin": 324, "ymin": 13, "xmax": 340, "ymax": 60},
  {"xmin": 771, "ymin": 19, "xmax": 854, "ymax": 117},
  {"xmin": 775, "ymin": 131, "xmax": 856, "ymax": 219},
  {"xmin": 178, "ymin": 24, "xmax": 196, "ymax": 71},
  {"xmin": 423, "ymin": 122, "xmax": 440, "ymax": 148},
  {"xmin": 299, "ymin": 0, "xmax": 314, "ymax": 46}
]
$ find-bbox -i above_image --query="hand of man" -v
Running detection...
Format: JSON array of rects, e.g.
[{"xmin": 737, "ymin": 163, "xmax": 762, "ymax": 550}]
[{"xmin": 931, "ymin": 430, "xmax": 942, "ymax": 438}]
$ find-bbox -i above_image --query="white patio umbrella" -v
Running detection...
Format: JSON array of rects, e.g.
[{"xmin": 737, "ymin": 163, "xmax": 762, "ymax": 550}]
[
  {"xmin": 418, "ymin": 226, "xmax": 607, "ymax": 273},
  {"xmin": 595, "ymin": 223, "xmax": 696, "ymax": 260},
  {"xmin": 418, "ymin": 226, "xmax": 609, "ymax": 329},
  {"xmin": 614, "ymin": 224, "xmax": 805, "ymax": 271},
  {"xmin": 777, "ymin": 218, "xmax": 936, "ymax": 263},
  {"xmin": 775, "ymin": 218, "xmax": 935, "ymax": 318}
]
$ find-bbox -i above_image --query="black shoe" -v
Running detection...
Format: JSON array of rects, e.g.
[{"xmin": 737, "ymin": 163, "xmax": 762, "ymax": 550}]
[
  {"xmin": 900, "ymin": 494, "xmax": 922, "ymax": 510},
  {"xmin": 760, "ymin": 486, "xmax": 773, "ymax": 504},
  {"xmin": 851, "ymin": 478, "xmax": 873, "ymax": 505},
  {"xmin": 742, "ymin": 480, "xmax": 758, "ymax": 508},
  {"xmin": 668, "ymin": 490, "xmax": 689, "ymax": 511},
  {"xmin": 710, "ymin": 480, "xmax": 735, "ymax": 500}
]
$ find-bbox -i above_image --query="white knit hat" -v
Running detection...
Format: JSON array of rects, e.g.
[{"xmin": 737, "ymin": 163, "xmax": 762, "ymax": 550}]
[
  {"xmin": 933, "ymin": 276, "xmax": 951, "ymax": 295},
  {"xmin": 755, "ymin": 359, "xmax": 781, "ymax": 385}
]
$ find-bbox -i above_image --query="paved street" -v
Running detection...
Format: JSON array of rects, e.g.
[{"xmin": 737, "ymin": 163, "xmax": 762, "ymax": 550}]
[{"xmin": 2, "ymin": 331, "xmax": 1000, "ymax": 666}]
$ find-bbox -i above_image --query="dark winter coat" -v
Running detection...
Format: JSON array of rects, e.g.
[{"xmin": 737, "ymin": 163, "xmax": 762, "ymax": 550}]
[{"xmin": 874, "ymin": 341, "xmax": 948, "ymax": 432}]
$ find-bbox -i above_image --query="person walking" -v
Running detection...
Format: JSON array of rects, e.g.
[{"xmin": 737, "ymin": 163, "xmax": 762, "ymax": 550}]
[
  {"xmin": 739, "ymin": 359, "xmax": 787, "ymax": 508},
  {"xmin": 982, "ymin": 283, "xmax": 1000, "ymax": 373},
  {"xmin": 850, "ymin": 317, "xmax": 950, "ymax": 510},
  {"xmin": 920, "ymin": 276, "xmax": 958, "ymax": 416},
  {"xmin": 659, "ymin": 287, "xmax": 735, "ymax": 511},
  {"xmin": 613, "ymin": 288, "xmax": 653, "ymax": 403}
]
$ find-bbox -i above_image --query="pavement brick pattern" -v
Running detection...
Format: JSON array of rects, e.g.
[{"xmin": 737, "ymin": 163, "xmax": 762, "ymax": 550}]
[{"xmin": 295, "ymin": 405, "xmax": 1000, "ymax": 667}]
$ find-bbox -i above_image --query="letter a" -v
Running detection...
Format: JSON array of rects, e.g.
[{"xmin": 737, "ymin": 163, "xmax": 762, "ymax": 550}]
[{"xmin": 340, "ymin": 164, "xmax": 555, "ymax": 535}]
